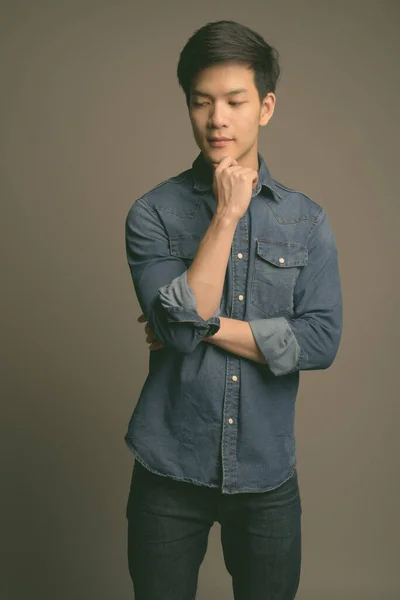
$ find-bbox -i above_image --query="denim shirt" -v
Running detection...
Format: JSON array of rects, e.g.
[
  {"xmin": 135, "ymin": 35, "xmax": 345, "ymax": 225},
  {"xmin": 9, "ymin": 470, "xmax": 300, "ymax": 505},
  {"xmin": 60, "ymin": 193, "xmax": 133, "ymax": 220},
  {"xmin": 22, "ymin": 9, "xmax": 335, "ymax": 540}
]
[{"xmin": 124, "ymin": 150, "xmax": 343, "ymax": 494}]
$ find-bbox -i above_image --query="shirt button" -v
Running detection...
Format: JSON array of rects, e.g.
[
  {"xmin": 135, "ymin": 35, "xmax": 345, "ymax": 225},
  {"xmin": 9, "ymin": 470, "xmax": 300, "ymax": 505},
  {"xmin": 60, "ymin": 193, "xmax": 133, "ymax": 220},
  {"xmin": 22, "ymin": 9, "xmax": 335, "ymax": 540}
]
[
  {"xmin": 228, "ymin": 418, "xmax": 233, "ymax": 424},
  {"xmin": 232, "ymin": 375, "xmax": 238, "ymax": 382},
  {"xmin": 279, "ymin": 257, "xmax": 285, "ymax": 264},
  {"xmin": 237, "ymin": 253, "xmax": 243, "ymax": 259},
  {"xmin": 238, "ymin": 294, "xmax": 244, "ymax": 301}
]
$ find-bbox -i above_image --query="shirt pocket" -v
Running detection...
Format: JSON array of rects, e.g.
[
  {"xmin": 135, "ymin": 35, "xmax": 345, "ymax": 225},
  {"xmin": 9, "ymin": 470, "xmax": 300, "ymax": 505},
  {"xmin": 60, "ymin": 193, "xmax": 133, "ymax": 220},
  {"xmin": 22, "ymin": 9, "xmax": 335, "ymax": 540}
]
[
  {"xmin": 169, "ymin": 233, "xmax": 202, "ymax": 266},
  {"xmin": 250, "ymin": 239, "xmax": 308, "ymax": 318}
]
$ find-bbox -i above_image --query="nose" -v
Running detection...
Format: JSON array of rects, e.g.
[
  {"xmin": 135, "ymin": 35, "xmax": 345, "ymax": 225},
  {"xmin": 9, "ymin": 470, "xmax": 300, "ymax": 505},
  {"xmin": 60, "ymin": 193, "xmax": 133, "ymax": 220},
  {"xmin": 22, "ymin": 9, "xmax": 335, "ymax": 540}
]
[{"xmin": 208, "ymin": 102, "xmax": 229, "ymax": 129}]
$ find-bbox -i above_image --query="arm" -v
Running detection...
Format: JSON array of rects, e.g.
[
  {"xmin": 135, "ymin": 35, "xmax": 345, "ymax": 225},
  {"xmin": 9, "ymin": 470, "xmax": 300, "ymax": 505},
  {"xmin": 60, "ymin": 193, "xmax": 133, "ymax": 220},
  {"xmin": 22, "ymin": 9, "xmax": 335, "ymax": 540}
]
[
  {"xmin": 204, "ymin": 317, "xmax": 268, "ymax": 364},
  {"xmin": 125, "ymin": 198, "xmax": 221, "ymax": 354},
  {"xmin": 186, "ymin": 210, "xmax": 238, "ymax": 320},
  {"xmin": 205, "ymin": 209, "xmax": 343, "ymax": 376}
]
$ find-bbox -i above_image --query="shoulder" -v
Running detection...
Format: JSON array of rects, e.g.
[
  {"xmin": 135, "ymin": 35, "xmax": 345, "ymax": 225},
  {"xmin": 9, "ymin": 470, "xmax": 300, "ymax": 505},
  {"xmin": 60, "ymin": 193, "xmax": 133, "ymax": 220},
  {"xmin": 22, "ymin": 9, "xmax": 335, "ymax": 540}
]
[
  {"xmin": 265, "ymin": 178, "xmax": 326, "ymax": 225},
  {"xmin": 126, "ymin": 166, "xmax": 198, "ymax": 219}
]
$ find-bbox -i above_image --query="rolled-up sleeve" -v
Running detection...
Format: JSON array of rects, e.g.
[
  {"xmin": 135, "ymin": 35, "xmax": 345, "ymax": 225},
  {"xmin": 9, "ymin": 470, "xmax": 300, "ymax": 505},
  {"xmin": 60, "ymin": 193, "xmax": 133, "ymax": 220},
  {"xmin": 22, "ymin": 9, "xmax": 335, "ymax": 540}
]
[
  {"xmin": 125, "ymin": 197, "xmax": 220, "ymax": 354},
  {"xmin": 249, "ymin": 209, "xmax": 343, "ymax": 376}
]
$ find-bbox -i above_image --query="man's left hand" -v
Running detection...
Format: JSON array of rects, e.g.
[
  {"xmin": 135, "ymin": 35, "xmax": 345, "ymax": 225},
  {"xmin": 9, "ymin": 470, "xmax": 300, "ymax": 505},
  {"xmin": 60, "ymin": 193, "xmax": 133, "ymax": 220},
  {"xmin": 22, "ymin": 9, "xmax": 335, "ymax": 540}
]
[{"xmin": 137, "ymin": 313, "xmax": 164, "ymax": 351}]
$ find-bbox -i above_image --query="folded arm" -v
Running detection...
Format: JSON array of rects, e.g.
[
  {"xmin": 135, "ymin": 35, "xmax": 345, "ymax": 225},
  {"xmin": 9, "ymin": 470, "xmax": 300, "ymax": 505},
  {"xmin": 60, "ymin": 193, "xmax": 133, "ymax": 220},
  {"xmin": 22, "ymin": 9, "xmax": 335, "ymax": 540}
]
[
  {"xmin": 125, "ymin": 198, "xmax": 221, "ymax": 354},
  {"xmin": 204, "ymin": 317, "xmax": 269, "ymax": 364},
  {"xmin": 204, "ymin": 210, "xmax": 343, "ymax": 376}
]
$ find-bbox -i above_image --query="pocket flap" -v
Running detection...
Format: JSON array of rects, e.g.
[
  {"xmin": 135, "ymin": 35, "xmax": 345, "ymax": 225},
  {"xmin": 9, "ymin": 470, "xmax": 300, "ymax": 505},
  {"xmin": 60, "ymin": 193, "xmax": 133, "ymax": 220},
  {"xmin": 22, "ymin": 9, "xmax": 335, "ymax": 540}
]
[
  {"xmin": 256, "ymin": 239, "xmax": 308, "ymax": 267},
  {"xmin": 169, "ymin": 234, "xmax": 202, "ymax": 259}
]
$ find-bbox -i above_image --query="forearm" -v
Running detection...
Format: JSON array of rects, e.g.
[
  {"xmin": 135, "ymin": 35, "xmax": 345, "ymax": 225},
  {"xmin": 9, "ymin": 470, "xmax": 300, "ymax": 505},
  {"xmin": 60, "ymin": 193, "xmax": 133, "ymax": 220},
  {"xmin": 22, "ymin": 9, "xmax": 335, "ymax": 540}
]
[
  {"xmin": 187, "ymin": 211, "xmax": 238, "ymax": 321},
  {"xmin": 203, "ymin": 317, "xmax": 268, "ymax": 365}
]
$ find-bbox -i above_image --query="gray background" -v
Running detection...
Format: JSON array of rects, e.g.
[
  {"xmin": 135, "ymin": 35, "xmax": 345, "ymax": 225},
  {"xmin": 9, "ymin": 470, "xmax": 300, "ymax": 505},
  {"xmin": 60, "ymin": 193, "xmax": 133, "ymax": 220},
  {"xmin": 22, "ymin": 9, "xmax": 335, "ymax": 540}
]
[{"xmin": 1, "ymin": 1, "xmax": 399, "ymax": 598}]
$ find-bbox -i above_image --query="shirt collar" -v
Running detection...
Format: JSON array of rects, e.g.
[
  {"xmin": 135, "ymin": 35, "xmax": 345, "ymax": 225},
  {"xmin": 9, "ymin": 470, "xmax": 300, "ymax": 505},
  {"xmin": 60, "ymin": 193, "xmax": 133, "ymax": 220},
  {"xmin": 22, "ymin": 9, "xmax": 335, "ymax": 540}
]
[{"xmin": 191, "ymin": 150, "xmax": 278, "ymax": 199}]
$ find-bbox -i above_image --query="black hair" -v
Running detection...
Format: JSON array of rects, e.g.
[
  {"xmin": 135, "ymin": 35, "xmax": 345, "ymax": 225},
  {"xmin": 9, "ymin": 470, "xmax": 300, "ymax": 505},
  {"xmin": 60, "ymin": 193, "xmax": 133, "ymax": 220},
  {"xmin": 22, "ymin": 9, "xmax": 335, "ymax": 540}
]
[{"xmin": 177, "ymin": 20, "xmax": 281, "ymax": 109}]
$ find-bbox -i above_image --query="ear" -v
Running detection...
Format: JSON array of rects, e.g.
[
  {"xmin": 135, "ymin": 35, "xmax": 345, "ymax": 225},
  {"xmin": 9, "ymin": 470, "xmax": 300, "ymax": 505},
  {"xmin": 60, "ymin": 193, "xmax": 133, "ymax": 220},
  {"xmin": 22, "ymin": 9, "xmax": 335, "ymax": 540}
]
[{"xmin": 259, "ymin": 92, "xmax": 276, "ymax": 127}]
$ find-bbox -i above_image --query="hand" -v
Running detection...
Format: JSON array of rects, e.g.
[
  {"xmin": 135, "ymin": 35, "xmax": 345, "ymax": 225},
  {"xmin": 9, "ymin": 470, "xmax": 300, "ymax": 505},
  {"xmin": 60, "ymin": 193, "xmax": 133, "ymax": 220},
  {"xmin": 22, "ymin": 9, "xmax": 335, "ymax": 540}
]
[
  {"xmin": 137, "ymin": 313, "xmax": 164, "ymax": 351},
  {"xmin": 212, "ymin": 155, "xmax": 258, "ymax": 221}
]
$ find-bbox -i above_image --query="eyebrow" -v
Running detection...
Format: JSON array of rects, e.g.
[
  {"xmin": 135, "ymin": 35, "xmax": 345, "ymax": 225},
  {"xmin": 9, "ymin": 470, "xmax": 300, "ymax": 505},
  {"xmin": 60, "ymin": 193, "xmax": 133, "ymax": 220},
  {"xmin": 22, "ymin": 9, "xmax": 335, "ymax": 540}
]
[{"xmin": 191, "ymin": 88, "xmax": 248, "ymax": 98}]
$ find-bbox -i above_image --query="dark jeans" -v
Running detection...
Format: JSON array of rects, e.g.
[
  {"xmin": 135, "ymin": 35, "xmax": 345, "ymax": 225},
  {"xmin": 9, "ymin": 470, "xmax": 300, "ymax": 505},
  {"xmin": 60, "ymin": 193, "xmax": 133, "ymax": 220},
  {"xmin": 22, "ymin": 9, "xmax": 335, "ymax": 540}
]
[{"xmin": 126, "ymin": 460, "xmax": 302, "ymax": 600}]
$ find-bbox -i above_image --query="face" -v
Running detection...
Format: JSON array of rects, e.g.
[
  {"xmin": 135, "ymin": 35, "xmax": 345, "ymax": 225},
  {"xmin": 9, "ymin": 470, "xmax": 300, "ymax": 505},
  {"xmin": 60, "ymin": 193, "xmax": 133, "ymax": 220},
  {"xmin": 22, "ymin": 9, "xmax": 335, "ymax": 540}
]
[{"xmin": 188, "ymin": 62, "xmax": 276, "ymax": 172}]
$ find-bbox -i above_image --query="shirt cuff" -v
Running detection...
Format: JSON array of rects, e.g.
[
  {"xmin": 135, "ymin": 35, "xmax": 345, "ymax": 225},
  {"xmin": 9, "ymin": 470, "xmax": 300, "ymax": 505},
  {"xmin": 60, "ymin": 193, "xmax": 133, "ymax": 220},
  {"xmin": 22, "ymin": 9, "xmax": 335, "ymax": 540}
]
[
  {"xmin": 248, "ymin": 317, "xmax": 301, "ymax": 376},
  {"xmin": 158, "ymin": 270, "xmax": 221, "ymax": 338}
]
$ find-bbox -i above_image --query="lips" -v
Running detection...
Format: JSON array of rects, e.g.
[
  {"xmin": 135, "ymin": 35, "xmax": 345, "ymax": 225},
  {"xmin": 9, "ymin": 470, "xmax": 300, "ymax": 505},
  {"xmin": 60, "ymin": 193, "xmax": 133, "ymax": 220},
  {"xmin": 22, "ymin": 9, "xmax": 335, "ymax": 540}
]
[{"xmin": 208, "ymin": 138, "xmax": 232, "ymax": 147}]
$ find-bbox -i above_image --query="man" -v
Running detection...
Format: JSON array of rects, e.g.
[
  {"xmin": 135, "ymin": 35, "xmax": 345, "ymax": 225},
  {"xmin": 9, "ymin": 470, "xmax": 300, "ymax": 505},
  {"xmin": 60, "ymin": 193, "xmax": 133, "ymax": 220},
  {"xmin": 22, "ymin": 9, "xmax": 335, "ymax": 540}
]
[{"xmin": 124, "ymin": 19, "xmax": 342, "ymax": 600}]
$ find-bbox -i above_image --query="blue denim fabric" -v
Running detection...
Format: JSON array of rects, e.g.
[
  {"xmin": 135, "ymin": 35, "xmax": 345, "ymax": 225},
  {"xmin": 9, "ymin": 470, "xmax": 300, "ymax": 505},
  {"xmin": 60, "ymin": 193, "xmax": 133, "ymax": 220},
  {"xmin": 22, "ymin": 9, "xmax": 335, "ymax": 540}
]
[{"xmin": 124, "ymin": 151, "xmax": 343, "ymax": 494}]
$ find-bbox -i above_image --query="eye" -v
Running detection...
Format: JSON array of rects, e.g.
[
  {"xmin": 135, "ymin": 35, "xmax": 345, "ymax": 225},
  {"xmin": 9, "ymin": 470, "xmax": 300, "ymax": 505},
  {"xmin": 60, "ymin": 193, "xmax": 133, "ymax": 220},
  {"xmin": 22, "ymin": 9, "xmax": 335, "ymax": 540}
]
[{"xmin": 192, "ymin": 101, "xmax": 244, "ymax": 108}]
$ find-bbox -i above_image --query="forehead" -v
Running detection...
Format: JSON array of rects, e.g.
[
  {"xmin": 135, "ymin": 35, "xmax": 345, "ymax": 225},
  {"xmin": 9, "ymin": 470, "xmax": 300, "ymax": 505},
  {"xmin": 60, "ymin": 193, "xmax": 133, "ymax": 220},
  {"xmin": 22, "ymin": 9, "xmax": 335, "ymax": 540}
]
[{"xmin": 191, "ymin": 63, "xmax": 256, "ymax": 96}]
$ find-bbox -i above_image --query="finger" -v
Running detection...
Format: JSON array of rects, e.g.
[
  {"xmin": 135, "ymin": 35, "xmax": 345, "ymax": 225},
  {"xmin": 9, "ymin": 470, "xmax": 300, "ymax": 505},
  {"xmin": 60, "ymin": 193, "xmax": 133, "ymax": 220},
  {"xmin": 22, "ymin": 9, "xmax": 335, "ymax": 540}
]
[
  {"xmin": 214, "ymin": 155, "xmax": 238, "ymax": 173},
  {"xmin": 137, "ymin": 313, "xmax": 147, "ymax": 322},
  {"xmin": 150, "ymin": 342, "xmax": 164, "ymax": 351},
  {"xmin": 215, "ymin": 155, "xmax": 237, "ymax": 170},
  {"xmin": 147, "ymin": 327, "xmax": 159, "ymax": 339},
  {"xmin": 147, "ymin": 332, "xmax": 161, "ymax": 343}
]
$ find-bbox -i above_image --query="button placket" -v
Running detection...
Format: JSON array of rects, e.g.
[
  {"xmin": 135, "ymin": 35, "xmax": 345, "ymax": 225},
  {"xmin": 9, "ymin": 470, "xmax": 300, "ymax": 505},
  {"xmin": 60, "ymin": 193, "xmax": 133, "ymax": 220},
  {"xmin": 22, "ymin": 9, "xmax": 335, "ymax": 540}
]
[
  {"xmin": 237, "ymin": 252, "xmax": 245, "ymax": 302},
  {"xmin": 221, "ymin": 217, "xmax": 248, "ymax": 493}
]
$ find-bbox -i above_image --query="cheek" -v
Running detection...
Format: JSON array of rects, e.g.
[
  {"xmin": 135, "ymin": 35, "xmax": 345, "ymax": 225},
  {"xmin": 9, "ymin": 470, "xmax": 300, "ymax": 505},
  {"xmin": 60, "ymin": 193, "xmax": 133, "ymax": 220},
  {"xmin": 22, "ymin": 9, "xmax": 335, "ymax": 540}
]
[
  {"xmin": 190, "ymin": 117, "xmax": 203, "ymax": 134},
  {"xmin": 234, "ymin": 111, "xmax": 258, "ymax": 131},
  {"xmin": 189, "ymin": 120, "xmax": 201, "ymax": 139},
  {"xmin": 192, "ymin": 127, "xmax": 203, "ymax": 145}
]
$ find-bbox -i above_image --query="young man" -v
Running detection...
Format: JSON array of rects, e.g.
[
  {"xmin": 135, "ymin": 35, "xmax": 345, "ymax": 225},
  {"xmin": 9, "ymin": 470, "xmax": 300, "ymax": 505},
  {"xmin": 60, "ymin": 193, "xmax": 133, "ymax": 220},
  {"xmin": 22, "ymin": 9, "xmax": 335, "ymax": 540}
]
[{"xmin": 124, "ymin": 20, "xmax": 342, "ymax": 600}]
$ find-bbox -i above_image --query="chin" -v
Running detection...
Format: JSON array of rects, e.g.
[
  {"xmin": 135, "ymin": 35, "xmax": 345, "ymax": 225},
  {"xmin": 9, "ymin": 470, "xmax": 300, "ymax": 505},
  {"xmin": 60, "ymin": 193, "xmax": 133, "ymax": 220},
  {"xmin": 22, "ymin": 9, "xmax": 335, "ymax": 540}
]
[
  {"xmin": 206, "ymin": 148, "xmax": 236, "ymax": 165},
  {"xmin": 201, "ymin": 150, "xmax": 218, "ymax": 166}
]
